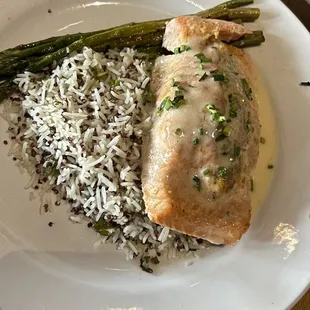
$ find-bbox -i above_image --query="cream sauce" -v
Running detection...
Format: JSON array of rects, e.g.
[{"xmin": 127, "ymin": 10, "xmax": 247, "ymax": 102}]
[{"xmin": 251, "ymin": 74, "xmax": 277, "ymax": 215}]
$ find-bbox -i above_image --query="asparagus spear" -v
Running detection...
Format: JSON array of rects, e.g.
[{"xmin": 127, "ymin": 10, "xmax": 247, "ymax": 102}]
[
  {"xmin": 231, "ymin": 31, "xmax": 265, "ymax": 47},
  {"xmin": 209, "ymin": 0, "xmax": 254, "ymax": 11}
]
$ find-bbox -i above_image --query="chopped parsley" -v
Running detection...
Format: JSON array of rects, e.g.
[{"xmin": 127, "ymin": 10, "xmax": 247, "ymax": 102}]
[
  {"xmin": 228, "ymin": 94, "xmax": 238, "ymax": 118},
  {"xmin": 193, "ymin": 175, "xmax": 202, "ymax": 191},
  {"xmin": 175, "ymin": 128, "xmax": 183, "ymax": 136},
  {"xmin": 241, "ymin": 78, "xmax": 253, "ymax": 100},
  {"xmin": 260, "ymin": 137, "xmax": 266, "ymax": 144},
  {"xmin": 174, "ymin": 45, "xmax": 191, "ymax": 54},
  {"xmin": 198, "ymin": 127, "xmax": 204, "ymax": 136},
  {"xmin": 193, "ymin": 137, "xmax": 200, "ymax": 145},
  {"xmin": 195, "ymin": 53, "xmax": 212, "ymax": 63}
]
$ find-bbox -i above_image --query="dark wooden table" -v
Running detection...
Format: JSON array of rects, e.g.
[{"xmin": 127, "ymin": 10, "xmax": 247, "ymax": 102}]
[{"xmin": 280, "ymin": 2, "xmax": 310, "ymax": 309}]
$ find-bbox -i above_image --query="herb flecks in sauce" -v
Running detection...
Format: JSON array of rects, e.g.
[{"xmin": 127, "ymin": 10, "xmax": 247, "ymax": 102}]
[
  {"xmin": 260, "ymin": 137, "xmax": 266, "ymax": 144},
  {"xmin": 193, "ymin": 175, "xmax": 202, "ymax": 192},
  {"xmin": 268, "ymin": 164, "xmax": 274, "ymax": 169},
  {"xmin": 250, "ymin": 178, "xmax": 254, "ymax": 192},
  {"xmin": 228, "ymin": 94, "xmax": 238, "ymax": 118},
  {"xmin": 175, "ymin": 128, "xmax": 183, "ymax": 136},
  {"xmin": 195, "ymin": 53, "xmax": 212, "ymax": 63},
  {"xmin": 217, "ymin": 166, "xmax": 228, "ymax": 179},
  {"xmin": 192, "ymin": 137, "xmax": 200, "ymax": 145},
  {"xmin": 241, "ymin": 78, "xmax": 253, "ymax": 100},
  {"xmin": 211, "ymin": 70, "xmax": 229, "ymax": 83},
  {"xmin": 174, "ymin": 45, "xmax": 191, "ymax": 54},
  {"xmin": 203, "ymin": 169, "xmax": 210, "ymax": 176}
]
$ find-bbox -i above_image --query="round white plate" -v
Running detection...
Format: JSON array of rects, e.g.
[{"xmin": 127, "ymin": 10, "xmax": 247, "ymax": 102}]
[{"xmin": 0, "ymin": 0, "xmax": 310, "ymax": 309}]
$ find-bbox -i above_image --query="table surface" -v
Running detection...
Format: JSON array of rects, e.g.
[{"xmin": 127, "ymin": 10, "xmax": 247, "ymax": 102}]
[{"xmin": 280, "ymin": 1, "xmax": 310, "ymax": 309}]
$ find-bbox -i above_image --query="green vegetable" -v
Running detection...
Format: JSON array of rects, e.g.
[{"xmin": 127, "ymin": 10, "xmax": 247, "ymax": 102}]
[
  {"xmin": 228, "ymin": 94, "xmax": 238, "ymax": 118},
  {"xmin": 175, "ymin": 128, "xmax": 183, "ymax": 136},
  {"xmin": 193, "ymin": 175, "xmax": 202, "ymax": 192},
  {"xmin": 193, "ymin": 137, "xmax": 200, "ymax": 145},
  {"xmin": 241, "ymin": 78, "xmax": 253, "ymax": 100},
  {"xmin": 195, "ymin": 53, "xmax": 212, "ymax": 63},
  {"xmin": 198, "ymin": 127, "xmax": 204, "ymax": 135},
  {"xmin": 0, "ymin": 1, "xmax": 264, "ymax": 101},
  {"xmin": 44, "ymin": 162, "xmax": 59, "ymax": 177},
  {"xmin": 217, "ymin": 166, "xmax": 228, "ymax": 179},
  {"xmin": 250, "ymin": 178, "xmax": 254, "ymax": 192},
  {"xmin": 230, "ymin": 145, "xmax": 241, "ymax": 161},
  {"xmin": 93, "ymin": 218, "xmax": 112, "ymax": 236},
  {"xmin": 203, "ymin": 168, "xmax": 210, "ymax": 176},
  {"xmin": 174, "ymin": 45, "xmax": 191, "ymax": 54},
  {"xmin": 231, "ymin": 31, "xmax": 265, "ymax": 48},
  {"xmin": 205, "ymin": 104, "xmax": 225, "ymax": 122},
  {"xmin": 199, "ymin": 72, "xmax": 208, "ymax": 81}
]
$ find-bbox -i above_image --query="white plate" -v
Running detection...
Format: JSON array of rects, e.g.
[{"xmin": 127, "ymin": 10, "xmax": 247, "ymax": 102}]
[{"xmin": 0, "ymin": 0, "xmax": 310, "ymax": 309}]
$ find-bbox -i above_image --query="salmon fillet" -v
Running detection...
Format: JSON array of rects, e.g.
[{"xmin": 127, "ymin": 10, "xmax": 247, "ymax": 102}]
[{"xmin": 141, "ymin": 16, "xmax": 260, "ymax": 245}]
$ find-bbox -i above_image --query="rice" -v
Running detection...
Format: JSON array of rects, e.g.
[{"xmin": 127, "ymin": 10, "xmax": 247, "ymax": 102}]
[{"xmin": 1, "ymin": 47, "xmax": 209, "ymax": 272}]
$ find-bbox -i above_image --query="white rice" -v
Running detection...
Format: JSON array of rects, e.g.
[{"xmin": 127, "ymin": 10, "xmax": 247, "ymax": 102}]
[{"xmin": 1, "ymin": 47, "xmax": 209, "ymax": 269}]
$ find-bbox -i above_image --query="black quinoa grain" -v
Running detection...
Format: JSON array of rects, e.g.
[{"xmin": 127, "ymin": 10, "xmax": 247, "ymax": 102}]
[
  {"xmin": 48, "ymin": 9, "xmax": 52, "ymax": 13},
  {"xmin": 13, "ymin": 157, "xmax": 17, "ymax": 161},
  {"xmin": 17, "ymin": 117, "xmax": 21, "ymax": 122},
  {"xmin": 34, "ymin": 185, "xmax": 39, "ymax": 190},
  {"xmin": 43, "ymin": 204, "xmax": 49, "ymax": 212},
  {"xmin": 55, "ymin": 201, "xmax": 61, "ymax": 206},
  {"xmin": 3, "ymin": 140, "xmax": 8, "ymax": 145},
  {"xmin": 87, "ymin": 222, "xmax": 93, "ymax": 228},
  {"xmin": 48, "ymin": 222, "xmax": 54, "ymax": 227}
]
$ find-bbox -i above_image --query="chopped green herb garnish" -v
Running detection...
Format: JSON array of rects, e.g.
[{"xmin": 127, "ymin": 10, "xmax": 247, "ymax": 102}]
[
  {"xmin": 211, "ymin": 70, "xmax": 229, "ymax": 83},
  {"xmin": 93, "ymin": 218, "xmax": 111, "ymax": 236},
  {"xmin": 193, "ymin": 175, "xmax": 202, "ymax": 191},
  {"xmin": 213, "ymin": 74, "xmax": 225, "ymax": 82},
  {"xmin": 193, "ymin": 137, "xmax": 200, "ymax": 145},
  {"xmin": 205, "ymin": 104, "xmax": 224, "ymax": 122},
  {"xmin": 260, "ymin": 137, "xmax": 266, "ymax": 144},
  {"xmin": 180, "ymin": 45, "xmax": 191, "ymax": 52},
  {"xmin": 164, "ymin": 98, "xmax": 173, "ymax": 110},
  {"xmin": 223, "ymin": 125, "xmax": 232, "ymax": 137},
  {"xmin": 230, "ymin": 145, "xmax": 241, "ymax": 162},
  {"xmin": 217, "ymin": 166, "xmax": 228, "ymax": 179},
  {"xmin": 228, "ymin": 94, "xmax": 238, "ymax": 118},
  {"xmin": 250, "ymin": 178, "xmax": 254, "ymax": 192},
  {"xmin": 245, "ymin": 111, "xmax": 251, "ymax": 131},
  {"xmin": 175, "ymin": 128, "xmax": 183, "ymax": 136},
  {"xmin": 195, "ymin": 53, "xmax": 212, "ymax": 63},
  {"xmin": 198, "ymin": 64, "xmax": 204, "ymax": 70},
  {"xmin": 198, "ymin": 127, "xmax": 204, "ymax": 136},
  {"xmin": 203, "ymin": 169, "xmax": 210, "ymax": 176},
  {"xmin": 114, "ymin": 79, "xmax": 120, "ymax": 86},
  {"xmin": 199, "ymin": 72, "xmax": 208, "ymax": 81},
  {"xmin": 44, "ymin": 162, "xmax": 59, "ymax": 177},
  {"xmin": 268, "ymin": 164, "xmax": 274, "ymax": 169},
  {"xmin": 241, "ymin": 78, "xmax": 253, "ymax": 100},
  {"xmin": 174, "ymin": 45, "xmax": 191, "ymax": 54},
  {"xmin": 96, "ymin": 71, "xmax": 108, "ymax": 80}
]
